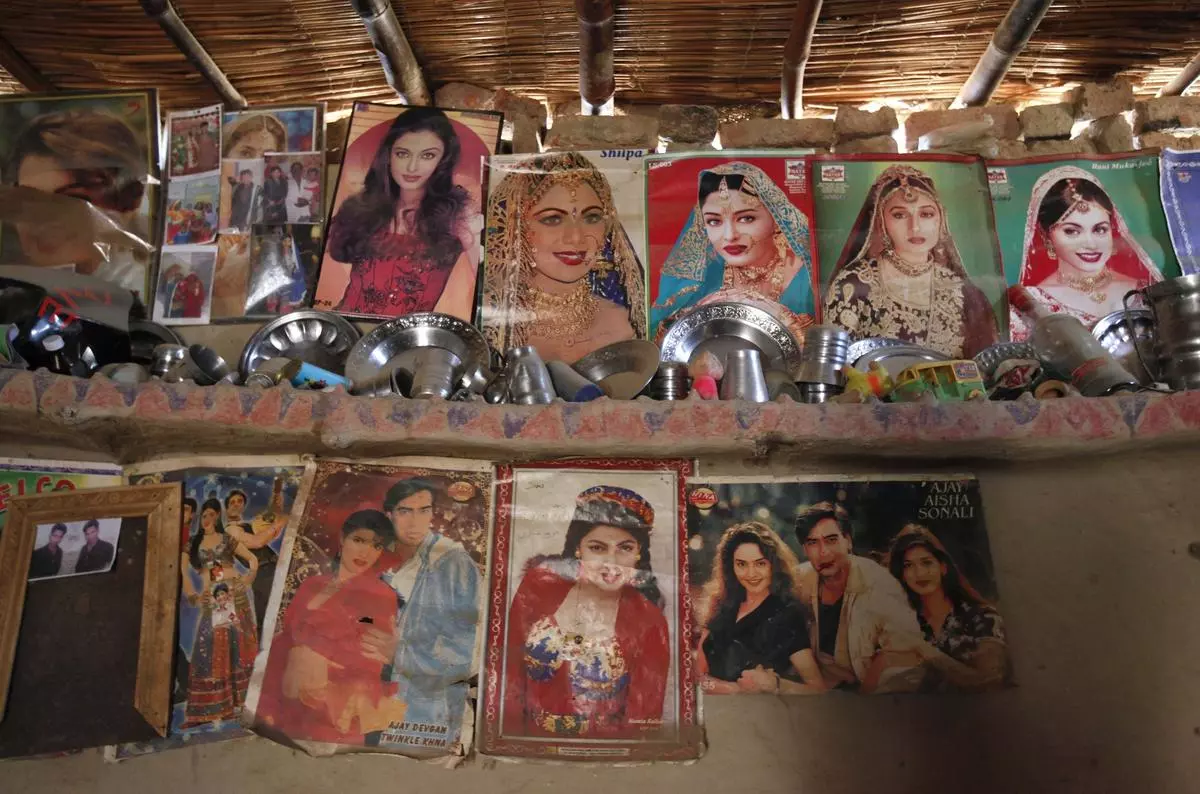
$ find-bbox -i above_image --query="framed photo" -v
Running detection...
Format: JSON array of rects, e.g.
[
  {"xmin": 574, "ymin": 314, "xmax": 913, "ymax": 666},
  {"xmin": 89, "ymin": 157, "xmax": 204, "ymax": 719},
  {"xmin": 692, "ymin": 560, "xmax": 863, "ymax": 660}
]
[
  {"xmin": 110, "ymin": 456, "xmax": 304, "ymax": 760},
  {"xmin": 482, "ymin": 150, "xmax": 649, "ymax": 362},
  {"xmin": 0, "ymin": 482, "xmax": 180, "ymax": 757},
  {"xmin": 312, "ymin": 102, "xmax": 503, "ymax": 321},
  {"xmin": 152, "ymin": 245, "xmax": 216, "ymax": 326},
  {"xmin": 0, "ymin": 89, "xmax": 160, "ymax": 298},
  {"xmin": 243, "ymin": 457, "xmax": 492, "ymax": 759},
  {"xmin": 685, "ymin": 474, "xmax": 1010, "ymax": 697},
  {"xmin": 222, "ymin": 105, "xmax": 322, "ymax": 159},
  {"xmin": 167, "ymin": 104, "xmax": 221, "ymax": 178},
  {"xmin": 164, "ymin": 172, "xmax": 219, "ymax": 245},
  {"xmin": 262, "ymin": 152, "xmax": 323, "ymax": 225},
  {"xmin": 479, "ymin": 458, "xmax": 703, "ymax": 762}
]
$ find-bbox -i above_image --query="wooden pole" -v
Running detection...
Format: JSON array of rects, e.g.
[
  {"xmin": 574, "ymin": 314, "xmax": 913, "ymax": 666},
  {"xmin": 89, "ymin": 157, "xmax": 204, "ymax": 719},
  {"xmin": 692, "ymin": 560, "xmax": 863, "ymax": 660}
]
[
  {"xmin": 1158, "ymin": 51, "xmax": 1200, "ymax": 97},
  {"xmin": 0, "ymin": 36, "xmax": 51, "ymax": 92},
  {"xmin": 954, "ymin": 0, "xmax": 1055, "ymax": 107},
  {"xmin": 139, "ymin": 0, "xmax": 247, "ymax": 109},
  {"xmin": 781, "ymin": 0, "xmax": 824, "ymax": 119},
  {"xmin": 577, "ymin": 0, "xmax": 615, "ymax": 115},
  {"xmin": 350, "ymin": 0, "xmax": 431, "ymax": 106}
]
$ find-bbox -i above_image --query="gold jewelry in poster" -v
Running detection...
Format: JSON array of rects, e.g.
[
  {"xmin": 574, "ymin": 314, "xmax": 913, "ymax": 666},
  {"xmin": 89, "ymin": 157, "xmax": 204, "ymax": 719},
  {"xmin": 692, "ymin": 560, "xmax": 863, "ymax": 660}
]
[
  {"xmin": 717, "ymin": 177, "xmax": 731, "ymax": 204},
  {"xmin": 724, "ymin": 250, "xmax": 785, "ymax": 296},
  {"xmin": 882, "ymin": 249, "xmax": 935, "ymax": 278},
  {"xmin": 529, "ymin": 280, "xmax": 598, "ymax": 346},
  {"xmin": 1057, "ymin": 267, "xmax": 1112, "ymax": 303}
]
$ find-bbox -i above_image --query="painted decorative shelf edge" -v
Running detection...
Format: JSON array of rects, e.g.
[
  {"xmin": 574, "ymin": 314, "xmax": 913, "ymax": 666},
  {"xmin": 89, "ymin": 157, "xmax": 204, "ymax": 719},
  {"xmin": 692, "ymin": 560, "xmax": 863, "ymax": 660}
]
[{"xmin": 0, "ymin": 369, "xmax": 1195, "ymax": 461}]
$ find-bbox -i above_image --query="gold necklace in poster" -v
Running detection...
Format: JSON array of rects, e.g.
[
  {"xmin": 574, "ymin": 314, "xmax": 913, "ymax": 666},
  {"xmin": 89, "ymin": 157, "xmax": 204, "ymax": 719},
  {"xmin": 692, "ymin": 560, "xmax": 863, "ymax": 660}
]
[
  {"xmin": 1056, "ymin": 267, "xmax": 1113, "ymax": 304},
  {"xmin": 528, "ymin": 279, "xmax": 598, "ymax": 347},
  {"xmin": 881, "ymin": 249, "xmax": 935, "ymax": 278},
  {"xmin": 724, "ymin": 250, "xmax": 785, "ymax": 298}
]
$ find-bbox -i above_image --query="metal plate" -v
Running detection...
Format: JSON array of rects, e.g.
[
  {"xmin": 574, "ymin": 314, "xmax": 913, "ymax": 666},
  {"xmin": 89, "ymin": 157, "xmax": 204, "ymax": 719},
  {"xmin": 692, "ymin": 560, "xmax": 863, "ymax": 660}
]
[
  {"xmin": 659, "ymin": 302, "xmax": 802, "ymax": 378},
  {"xmin": 571, "ymin": 340, "xmax": 660, "ymax": 400},
  {"xmin": 345, "ymin": 312, "xmax": 490, "ymax": 393},
  {"xmin": 854, "ymin": 344, "xmax": 951, "ymax": 377},
  {"xmin": 1092, "ymin": 308, "xmax": 1159, "ymax": 386},
  {"xmin": 239, "ymin": 310, "xmax": 361, "ymax": 378},
  {"xmin": 846, "ymin": 336, "xmax": 907, "ymax": 366},
  {"xmin": 973, "ymin": 341, "xmax": 1037, "ymax": 385}
]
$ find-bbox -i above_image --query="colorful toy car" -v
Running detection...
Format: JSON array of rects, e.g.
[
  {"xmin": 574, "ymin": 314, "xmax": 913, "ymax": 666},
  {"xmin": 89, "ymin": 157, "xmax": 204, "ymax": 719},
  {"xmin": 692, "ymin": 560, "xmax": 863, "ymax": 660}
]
[{"xmin": 889, "ymin": 360, "xmax": 987, "ymax": 402}]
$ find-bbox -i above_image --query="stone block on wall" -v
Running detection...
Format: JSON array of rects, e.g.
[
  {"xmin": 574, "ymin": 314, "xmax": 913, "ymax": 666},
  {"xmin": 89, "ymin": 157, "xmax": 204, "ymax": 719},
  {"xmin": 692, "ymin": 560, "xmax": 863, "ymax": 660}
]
[
  {"xmin": 433, "ymin": 82, "xmax": 496, "ymax": 110},
  {"xmin": 1138, "ymin": 131, "xmax": 1200, "ymax": 151},
  {"xmin": 1070, "ymin": 79, "xmax": 1134, "ymax": 121},
  {"xmin": 658, "ymin": 104, "xmax": 719, "ymax": 144},
  {"xmin": 718, "ymin": 117, "xmax": 836, "ymax": 150},
  {"xmin": 904, "ymin": 106, "xmax": 1019, "ymax": 150},
  {"xmin": 1027, "ymin": 137, "xmax": 1098, "ymax": 156},
  {"xmin": 1019, "ymin": 102, "xmax": 1075, "ymax": 140},
  {"xmin": 493, "ymin": 89, "xmax": 548, "ymax": 128},
  {"xmin": 1132, "ymin": 96, "xmax": 1200, "ymax": 133},
  {"xmin": 994, "ymin": 139, "xmax": 1029, "ymax": 159},
  {"xmin": 831, "ymin": 134, "xmax": 898, "ymax": 155},
  {"xmin": 1085, "ymin": 115, "xmax": 1134, "ymax": 154},
  {"xmin": 834, "ymin": 106, "xmax": 898, "ymax": 141},
  {"xmin": 508, "ymin": 114, "xmax": 543, "ymax": 154},
  {"xmin": 544, "ymin": 115, "xmax": 659, "ymax": 150}
]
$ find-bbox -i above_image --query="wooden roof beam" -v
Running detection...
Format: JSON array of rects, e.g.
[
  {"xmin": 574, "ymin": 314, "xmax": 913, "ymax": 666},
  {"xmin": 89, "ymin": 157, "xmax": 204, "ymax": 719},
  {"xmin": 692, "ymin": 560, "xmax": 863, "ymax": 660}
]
[
  {"xmin": 953, "ymin": 0, "xmax": 1055, "ymax": 108},
  {"xmin": 140, "ymin": 0, "xmax": 247, "ymax": 109},
  {"xmin": 0, "ymin": 35, "xmax": 51, "ymax": 92},
  {"xmin": 350, "ymin": 0, "xmax": 431, "ymax": 106},
  {"xmin": 577, "ymin": 0, "xmax": 615, "ymax": 115},
  {"xmin": 781, "ymin": 0, "xmax": 823, "ymax": 119},
  {"xmin": 1158, "ymin": 51, "xmax": 1200, "ymax": 97}
]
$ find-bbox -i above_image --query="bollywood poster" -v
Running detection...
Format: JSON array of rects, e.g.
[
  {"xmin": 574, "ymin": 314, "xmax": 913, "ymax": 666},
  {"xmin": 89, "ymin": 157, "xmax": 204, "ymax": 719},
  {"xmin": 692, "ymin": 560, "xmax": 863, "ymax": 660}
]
[
  {"xmin": 987, "ymin": 152, "xmax": 1180, "ymax": 340},
  {"xmin": 107, "ymin": 456, "xmax": 304, "ymax": 760},
  {"xmin": 645, "ymin": 151, "xmax": 820, "ymax": 343},
  {"xmin": 0, "ymin": 457, "xmax": 123, "ymax": 537},
  {"xmin": 686, "ymin": 474, "xmax": 1009, "ymax": 696},
  {"xmin": 479, "ymin": 459, "xmax": 703, "ymax": 762},
  {"xmin": 1158, "ymin": 149, "xmax": 1200, "ymax": 274},
  {"xmin": 0, "ymin": 90, "xmax": 159, "ymax": 298},
  {"xmin": 242, "ymin": 457, "xmax": 492, "ymax": 760},
  {"xmin": 812, "ymin": 154, "xmax": 1007, "ymax": 358},
  {"xmin": 313, "ymin": 103, "xmax": 503, "ymax": 321},
  {"xmin": 481, "ymin": 150, "xmax": 648, "ymax": 361}
]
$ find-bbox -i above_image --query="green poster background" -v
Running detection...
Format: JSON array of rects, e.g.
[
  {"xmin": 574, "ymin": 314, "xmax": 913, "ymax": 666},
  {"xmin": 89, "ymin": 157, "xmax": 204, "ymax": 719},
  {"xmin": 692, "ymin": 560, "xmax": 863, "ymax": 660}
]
[
  {"xmin": 812, "ymin": 157, "xmax": 1008, "ymax": 335},
  {"xmin": 987, "ymin": 154, "xmax": 1181, "ymax": 285},
  {"xmin": 0, "ymin": 461, "xmax": 124, "ymax": 534}
]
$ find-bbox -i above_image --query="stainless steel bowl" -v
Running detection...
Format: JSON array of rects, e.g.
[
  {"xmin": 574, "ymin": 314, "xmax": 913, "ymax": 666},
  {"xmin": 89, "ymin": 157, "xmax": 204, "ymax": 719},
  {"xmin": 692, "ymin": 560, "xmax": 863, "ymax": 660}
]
[
  {"xmin": 571, "ymin": 339, "xmax": 660, "ymax": 399},
  {"xmin": 345, "ymin": 312, "xmax": 490, "ymax": 396},
  {"xmin": 659, "ymin": 302, "xmax": 802, "ymax": 378},
  {"xmin": 1092, "ymin": 308, "xmax": 1160, "ymax": 386},
  {"xmin": 239, "ymin": 310, "xmax": 361, "ymax": 379}
]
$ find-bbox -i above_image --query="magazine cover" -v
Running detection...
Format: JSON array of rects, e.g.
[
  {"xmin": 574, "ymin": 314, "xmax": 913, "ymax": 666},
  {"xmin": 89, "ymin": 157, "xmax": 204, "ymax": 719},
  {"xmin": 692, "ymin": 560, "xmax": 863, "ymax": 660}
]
[
  {"xmin": 481, "ymin": 150, "xmax": 649, "ymax": 361},
  {"xmin": 646, "ymin": 151, "xmax": 820, "ymax": 342},
  {"xmin": 0, "ymin": 90, "xmax": 159, "ymax": 298},
  {"xmin": 313, "ymin": 103, "xmax": 503, "ymax": 321},
  {"xmin": 108, "ymin": 456, "xmax": 305, "ymax": 760},
  {"xmin": 0, "ymin": 457, "xmax": 123, "ymax": 536},
  {"xmin": 813, "ymin": 154, "xmax": 1006, "ymax": 358},
  {"xmin": 243, "ymin": 457, "xmax": 493, "ymax": 760},
  {"xmin": 686, "ymin": 474, "xmax": 1009, "ymax": 695},
  {"xmin": 479, "ymin": 458, "xmax": 703, "ymax": 762},
  {"xmin": 987, "ymin": 152, "xmax": 1180, "ymax": 339},
  {"xmin": 1159, "ymin": 148, "xmax": 1200, "ymax": 274}
]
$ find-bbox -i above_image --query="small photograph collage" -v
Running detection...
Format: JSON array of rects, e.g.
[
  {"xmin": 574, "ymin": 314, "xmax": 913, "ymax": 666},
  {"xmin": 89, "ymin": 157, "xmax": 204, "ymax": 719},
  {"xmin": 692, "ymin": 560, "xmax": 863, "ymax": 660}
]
[
  {"xmin": 154, "ymin": 105, "xmax": 324, "ymax": 325},
  {"xmin": 0, "ymin": 455, "xmax": 1011, "ymax": 764}
]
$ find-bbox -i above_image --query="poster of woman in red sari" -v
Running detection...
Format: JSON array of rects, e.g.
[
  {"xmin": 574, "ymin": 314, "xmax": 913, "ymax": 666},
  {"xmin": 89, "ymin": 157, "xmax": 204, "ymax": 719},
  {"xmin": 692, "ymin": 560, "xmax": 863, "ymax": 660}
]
[{"xmin": 480, "ymin": 459, "xmax": 703, "ymax": 762}]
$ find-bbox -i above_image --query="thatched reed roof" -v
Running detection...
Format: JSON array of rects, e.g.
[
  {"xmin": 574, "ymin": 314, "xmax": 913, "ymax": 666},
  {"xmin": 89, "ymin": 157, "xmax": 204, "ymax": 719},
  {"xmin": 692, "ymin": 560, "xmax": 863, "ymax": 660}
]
[{"xmin": 0, "ymin": 1, "xmax": 1197, "ymax": 110}]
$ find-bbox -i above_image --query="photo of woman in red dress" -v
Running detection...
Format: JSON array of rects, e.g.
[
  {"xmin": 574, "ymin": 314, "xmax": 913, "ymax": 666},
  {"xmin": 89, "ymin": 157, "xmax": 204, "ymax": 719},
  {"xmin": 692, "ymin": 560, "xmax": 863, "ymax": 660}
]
[
  {"xmin": 502, "ymin": 486, "xmax": 670, "ymax": 739},
  {"xmin": 254, "ymin": 510, "xmax": 406, "ymax": 746}
]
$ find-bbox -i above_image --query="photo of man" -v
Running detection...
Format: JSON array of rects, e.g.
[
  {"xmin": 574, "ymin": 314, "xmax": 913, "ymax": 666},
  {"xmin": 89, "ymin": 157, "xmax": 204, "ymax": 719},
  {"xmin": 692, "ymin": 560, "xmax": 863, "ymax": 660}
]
[
  {"xmin": 263, "ymin": 152, "xmax": 323, "ymax": 224},
  {"xmin": 28, "ymin": 522, "xmax": 66, "ymax": 579},
  {"xmin": 74, "ymin": 518, "xmax": 115, "ymax": 574},
  {"xmin": 168, "ymin": 105, "xmax": 221, "ymax": 178},
  {"xmin": 219, "ymin": 158, "xmax": 264, "ymax": 231}
]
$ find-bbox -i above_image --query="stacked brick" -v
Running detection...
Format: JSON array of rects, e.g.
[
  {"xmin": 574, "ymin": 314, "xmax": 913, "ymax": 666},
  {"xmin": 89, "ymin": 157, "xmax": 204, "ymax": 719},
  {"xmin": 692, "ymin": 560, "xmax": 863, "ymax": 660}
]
[{"xmin": 1133, "ymin": 95, "xmax": 1200, "ymax": 151}]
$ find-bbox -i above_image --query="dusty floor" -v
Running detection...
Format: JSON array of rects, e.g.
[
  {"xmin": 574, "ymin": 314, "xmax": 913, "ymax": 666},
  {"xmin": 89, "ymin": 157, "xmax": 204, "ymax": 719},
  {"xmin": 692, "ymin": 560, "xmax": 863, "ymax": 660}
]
[{"xmin": 5, "ymin": 450, "xmax": 1200, "ymax": 793}]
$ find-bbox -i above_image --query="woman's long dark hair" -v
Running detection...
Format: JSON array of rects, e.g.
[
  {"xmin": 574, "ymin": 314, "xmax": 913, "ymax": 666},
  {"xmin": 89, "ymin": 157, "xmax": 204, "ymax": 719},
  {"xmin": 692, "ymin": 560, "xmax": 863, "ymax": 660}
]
[
  {"xmin": 559, "ymin": 519, "xmax": 663, "ymax": 608},
  {"xmin": 333, "ymin": 509, "xmax": 397, "ymax": 573},
  {"xmin": 189, "ymin": 497, "xmax": 225, "ymax": 571},
  {"xmin": 701, "ymin": 522, "xmax": 804, "ymax": 634},
  {"xmin": 330, "ymin": 108, "xmax": 467, "ymax": 267},
  {"xmin": 886, "ymin": 523, "xmax": 988, "ymax": 615}
]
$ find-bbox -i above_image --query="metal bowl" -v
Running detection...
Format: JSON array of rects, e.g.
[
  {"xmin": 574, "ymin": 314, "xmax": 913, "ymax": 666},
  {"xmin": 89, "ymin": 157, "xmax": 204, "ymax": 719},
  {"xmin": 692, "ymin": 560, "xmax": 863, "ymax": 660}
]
[
  {"xmin": 188, "ymin": 344, "xmax": 237, "ymax": 386},
  {"xmin": 128, "ymin": 319, "xmax": 184, "ymax": 365},
  {"xmin": 1092, "ymin": 308, "xmax": 1159, "ymax": 386},
  {"xmin": 659, "ymin": 302, "xmax": 802, "ymax": 378},
  {"xmin": 973, "ymin": 341, "xmax": 1037, "ymax": 385},
  {"xmin": 345, "ymin": 312, "xmax": 490, "ymax": 395},
  {"xmin": 846, "ymin": 337, "xmax": 907, "ymax": 365},
  {"xmin": 853, "ymin": 343, "xmax": 950, "ymax": 377},
  {"xmin": 572, "ymin": 339, "xmax": 660, "ymax": 400},
  {"xmin": 239, "ymin": 310, "xmax": 361, "ymax": 379}
]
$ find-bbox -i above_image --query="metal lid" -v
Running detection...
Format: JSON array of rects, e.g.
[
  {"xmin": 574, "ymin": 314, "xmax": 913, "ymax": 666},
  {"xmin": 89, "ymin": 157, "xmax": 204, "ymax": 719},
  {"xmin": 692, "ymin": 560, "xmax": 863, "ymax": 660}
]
[{"xmin": 1144, "ymin": 272, "xmax": 1200, "ymax": 299}]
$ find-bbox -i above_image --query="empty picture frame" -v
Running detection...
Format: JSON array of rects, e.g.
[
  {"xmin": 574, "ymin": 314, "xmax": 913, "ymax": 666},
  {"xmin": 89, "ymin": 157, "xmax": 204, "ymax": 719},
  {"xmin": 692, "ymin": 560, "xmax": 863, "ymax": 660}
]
[{"xmin": 0, "ymin": 483, "xmax": 181, "ymax": 757}]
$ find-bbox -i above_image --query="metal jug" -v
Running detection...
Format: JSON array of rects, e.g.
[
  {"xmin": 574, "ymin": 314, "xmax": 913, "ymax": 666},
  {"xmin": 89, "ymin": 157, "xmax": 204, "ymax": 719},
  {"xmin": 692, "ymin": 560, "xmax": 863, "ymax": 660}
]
[{"xmin": 1125, "ymin": 273, "xmax": 1200, "ymax": 391}]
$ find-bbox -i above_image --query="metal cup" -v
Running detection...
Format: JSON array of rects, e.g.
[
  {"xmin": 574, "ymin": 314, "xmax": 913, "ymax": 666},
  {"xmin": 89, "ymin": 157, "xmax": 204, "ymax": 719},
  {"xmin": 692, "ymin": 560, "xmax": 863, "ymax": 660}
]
[
  {"xmin": 187, "ymin": 344, "xmax": 236, "ymax": 386},
  {"xmin": 409, "ymin": 348, "xmax": 464, "ymax": 400},
  {"xmin": 798, "ymin": 382, "xmax": 843, "ymax": 404},
  {"xmin": 546, "ymin": 361, "xmax": 604, "ymax": 402},
  {"xmin": 796, "ymin": 325, "xmax": 850, "ymax": 386},
  {"xmin": 150, "ymin": 344, "xmax": 188, "ymax": 379},
  {"xmin": 647, "ymin": 361, "xmax": 691, "ymax": 400},
  {"xmin": 506, "ymin": 346, "xmax": 555, "ymax": 405},
  {"xmin": 719, "ymin": 349, "xmax": 770, "ymax": 402}
]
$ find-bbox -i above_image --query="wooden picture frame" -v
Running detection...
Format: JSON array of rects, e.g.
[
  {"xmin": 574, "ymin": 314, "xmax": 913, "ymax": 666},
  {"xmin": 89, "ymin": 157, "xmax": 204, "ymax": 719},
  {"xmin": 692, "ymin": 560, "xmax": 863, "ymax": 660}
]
[{"xmin": 0, "ymin": 483, "xmax": 181, "ymax": 752}]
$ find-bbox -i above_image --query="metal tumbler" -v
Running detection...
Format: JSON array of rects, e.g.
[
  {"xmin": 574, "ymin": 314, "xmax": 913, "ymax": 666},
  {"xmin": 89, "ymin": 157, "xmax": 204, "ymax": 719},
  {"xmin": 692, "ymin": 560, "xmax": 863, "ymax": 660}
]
[{"xmin": 719, "ymin": 349, "xmax": 770, "ymax": 402}]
